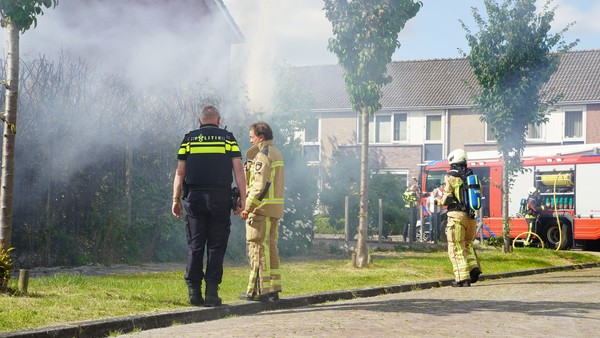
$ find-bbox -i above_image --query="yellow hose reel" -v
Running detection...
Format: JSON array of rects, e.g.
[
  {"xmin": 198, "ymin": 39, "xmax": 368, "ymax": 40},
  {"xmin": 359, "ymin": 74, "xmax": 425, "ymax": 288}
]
[{"xmin": 540, "ymin": 173, "xmax": 573, "ymax": 187}]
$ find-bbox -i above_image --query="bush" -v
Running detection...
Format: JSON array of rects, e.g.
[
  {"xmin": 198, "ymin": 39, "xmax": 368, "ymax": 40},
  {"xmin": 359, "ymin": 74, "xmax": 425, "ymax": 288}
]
[
  {"xmin": 314, "ymin": 214, "xmax": 343, "ymax": 234},
  {"xmin": 319, "ymin": 146, "xmax": 409, "ymax": 238}
]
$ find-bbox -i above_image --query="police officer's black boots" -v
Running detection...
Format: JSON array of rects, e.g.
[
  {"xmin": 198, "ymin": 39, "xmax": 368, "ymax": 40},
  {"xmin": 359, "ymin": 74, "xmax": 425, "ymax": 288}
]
[
  {"xmin": 188, "ymin": 285, "xmax": 203, "ymax": 306},
  {"xmin": 204, "ymin": 283, "xmax": 222, "ymax": 307}
]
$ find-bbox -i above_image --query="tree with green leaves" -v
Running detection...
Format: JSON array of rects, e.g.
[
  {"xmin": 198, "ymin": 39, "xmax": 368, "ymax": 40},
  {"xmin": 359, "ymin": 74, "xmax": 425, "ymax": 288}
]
[
  {"xmin": 461, "ymin": 0, "xmax": 577, "ymax": 253},
  {"xmin": 324, "ymin": 0, "xmax": 421, "ymax": 267},
  {"xmin": 0, "ymin": 0, "xmax": 58, "ymax": 253}
]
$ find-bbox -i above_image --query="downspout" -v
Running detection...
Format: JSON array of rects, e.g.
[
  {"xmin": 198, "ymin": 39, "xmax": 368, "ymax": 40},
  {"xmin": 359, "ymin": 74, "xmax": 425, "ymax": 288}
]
[{"xmin": 444, "ymin": 109, "xmax": 450, "ymax": 157}]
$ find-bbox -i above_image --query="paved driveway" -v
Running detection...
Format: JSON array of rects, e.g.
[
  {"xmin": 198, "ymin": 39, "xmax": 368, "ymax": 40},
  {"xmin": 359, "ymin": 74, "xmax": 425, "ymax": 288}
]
[{"xmin": 122, "ymin": 267, "xmax": 600, "ymax": 338}]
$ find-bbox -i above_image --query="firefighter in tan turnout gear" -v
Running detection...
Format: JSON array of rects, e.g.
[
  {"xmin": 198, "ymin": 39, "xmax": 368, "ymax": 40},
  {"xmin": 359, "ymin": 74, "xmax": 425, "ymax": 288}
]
[
  {"xmin": 240, "ymin": 121, "xmax": 284, "ymax": 302},
  {"xmin": 441, "ymin": 148, "xmax": 482, "ymax": 287}
]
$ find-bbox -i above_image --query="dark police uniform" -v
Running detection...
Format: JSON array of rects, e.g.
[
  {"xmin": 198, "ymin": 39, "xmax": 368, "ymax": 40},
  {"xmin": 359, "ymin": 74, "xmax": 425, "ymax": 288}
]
[{"xmin": 177, "ymin": 123, "xmax": 242, "ymax": 288}]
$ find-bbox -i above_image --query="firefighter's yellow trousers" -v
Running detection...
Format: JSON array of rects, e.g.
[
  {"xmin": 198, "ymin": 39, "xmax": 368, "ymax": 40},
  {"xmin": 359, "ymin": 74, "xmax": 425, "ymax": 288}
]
[
  {"xmin": 446, "ymin": 211, "xmax": 478, "ymax": 282},
  {"xmin": 245, "ymin": 213, "xmax": 281, "ymax": 297}
]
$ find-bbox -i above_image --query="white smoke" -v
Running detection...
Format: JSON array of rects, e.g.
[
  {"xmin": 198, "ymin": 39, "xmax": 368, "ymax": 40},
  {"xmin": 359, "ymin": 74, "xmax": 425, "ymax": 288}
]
[
  {"xmin": 225, "ymin": 0, "xmax": 335, "ymax": 111},
  {"xmin": 4, "ymin": 0, "xmax": 235, "ymax": 90}
]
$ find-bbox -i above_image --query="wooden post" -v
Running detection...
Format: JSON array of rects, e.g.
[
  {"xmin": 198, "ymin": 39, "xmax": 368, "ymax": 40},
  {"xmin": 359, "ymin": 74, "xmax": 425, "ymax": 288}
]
[
  {"xmin": 409, "ymin": 206, "xmax": 415, "ymax": 243},
  {"xmin": 18, "ymin": 269, "xmax": 29, "ymax": 293},
  {"xmin": 344, "ymin": 196, "xmax": 350, "ymax": 243},
  {"xmin": 378, "ymin": 199, "xmax": 383, "ymax": 244}
]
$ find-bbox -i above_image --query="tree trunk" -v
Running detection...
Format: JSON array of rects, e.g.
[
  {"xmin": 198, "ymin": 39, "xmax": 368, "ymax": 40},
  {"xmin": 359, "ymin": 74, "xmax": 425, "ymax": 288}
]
[
  {"xmin": 0, "ymin": 22, "xmax": 19, "ymax": 251},
  {"xmin": 501, "ymin": 154, "xmax": 513, "ymax": 253},
  {"xmin": 355, "ymin": 108, "xmax": 369, "ymax": 268},
  {"xmin": 125, "ymin": 143, "xmax": 133, "ymax": 228}
]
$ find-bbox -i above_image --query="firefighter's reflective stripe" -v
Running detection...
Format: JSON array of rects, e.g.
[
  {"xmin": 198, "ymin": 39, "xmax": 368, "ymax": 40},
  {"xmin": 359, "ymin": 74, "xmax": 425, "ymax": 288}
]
[
  {"xmin": 245, "ymin": 215, "xmax": 280, "ymax": 296},
  {"xmin": 450, "ymin": 179, "xmax": 463, "ymax": 203},
  {"xmin": 271, "ymin": 267, "xmax": 281, "ymax": 289},
  {"xmin": 262, "ymin": 198, "xmax": 284, "ymax": 204}
]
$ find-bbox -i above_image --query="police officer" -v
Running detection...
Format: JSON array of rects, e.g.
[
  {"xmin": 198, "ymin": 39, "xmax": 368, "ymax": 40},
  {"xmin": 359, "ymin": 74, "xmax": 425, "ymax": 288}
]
[
  {"xmin": 240, "ymin": 121, "xmax": 284, "ymax": 302},
  {"xmin": 440, "ymin": 148, "xmax": 481, "ymax": 287},
  {"xmin": 524, "ymin": 186, "xmax": 544, "ymax": 246},
  {"xmin": 172, "ymin": 105, "xmax": 246, "ymax": 307}
]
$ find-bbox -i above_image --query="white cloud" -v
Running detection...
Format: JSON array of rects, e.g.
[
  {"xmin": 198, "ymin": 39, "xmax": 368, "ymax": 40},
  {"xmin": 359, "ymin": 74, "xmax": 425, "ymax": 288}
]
[{"xmin": 555, "ymin": 0, "xmax": 600, "ymax": 33}]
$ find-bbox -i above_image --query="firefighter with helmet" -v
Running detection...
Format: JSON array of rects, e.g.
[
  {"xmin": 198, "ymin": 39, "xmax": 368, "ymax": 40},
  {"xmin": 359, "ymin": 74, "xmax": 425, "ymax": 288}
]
[
  {"xmin": 440, "ymin": 148, "xmax": 481, "ymax": 287},
  {"xmin": 524, "ymin": 186, "xmax": 544, "ymax": 246}
]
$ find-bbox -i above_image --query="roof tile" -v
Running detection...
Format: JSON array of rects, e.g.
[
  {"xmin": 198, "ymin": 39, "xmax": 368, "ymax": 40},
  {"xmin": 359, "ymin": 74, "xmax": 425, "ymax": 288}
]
[{"xmin": 295, "ymin": 49, "xmax": 600, "ymax": 111}]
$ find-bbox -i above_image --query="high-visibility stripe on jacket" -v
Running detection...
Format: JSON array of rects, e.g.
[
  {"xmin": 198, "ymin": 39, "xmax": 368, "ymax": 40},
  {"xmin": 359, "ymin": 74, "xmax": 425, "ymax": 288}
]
[{"xmin": 245, "ymin": 140, "xmax": 284, "ymax": 218}]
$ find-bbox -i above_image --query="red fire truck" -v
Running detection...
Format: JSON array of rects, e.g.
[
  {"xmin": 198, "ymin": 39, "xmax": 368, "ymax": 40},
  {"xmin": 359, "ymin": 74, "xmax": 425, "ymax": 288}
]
[{"xmin": 421, "ymin": 146, "xmax": 600, "ymax": 250}]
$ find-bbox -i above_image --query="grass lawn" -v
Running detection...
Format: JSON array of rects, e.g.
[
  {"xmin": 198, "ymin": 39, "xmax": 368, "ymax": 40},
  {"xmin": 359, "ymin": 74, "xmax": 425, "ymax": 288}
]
[{"xmin": 1, "ymin": 246, "xmax": 599, "ymax": 333}]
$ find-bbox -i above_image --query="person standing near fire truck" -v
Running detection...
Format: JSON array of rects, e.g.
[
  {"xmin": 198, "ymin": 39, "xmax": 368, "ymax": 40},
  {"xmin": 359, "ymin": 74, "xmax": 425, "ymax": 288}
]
[
  {"xmin": 441, "ymin": 148, "xmax": 481, "ymax": 287},
  {"xmin": 524, "ymin": 187, "xmax": 544, "ymax": 246},
  {"xmin": 240, "ymin": 121, "xmax": 284, "ymax": 302},
  {"xmin": 426, "ymin": 181, "xmax": 444, "ymax": 242}
]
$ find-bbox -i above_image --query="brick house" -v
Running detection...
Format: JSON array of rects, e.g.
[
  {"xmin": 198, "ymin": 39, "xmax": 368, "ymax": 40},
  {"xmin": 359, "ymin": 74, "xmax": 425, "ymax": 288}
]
[{"xmin": 295, "ymin": 49, "xmax": 600, "ymax": 185}]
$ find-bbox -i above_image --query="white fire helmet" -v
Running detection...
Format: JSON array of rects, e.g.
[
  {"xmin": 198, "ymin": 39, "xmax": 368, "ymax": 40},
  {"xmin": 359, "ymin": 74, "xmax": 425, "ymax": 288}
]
[
  {"xmin": 448, "ymin": 148, "xmax": 467, "ymax": 165},
  {"xmin": 528, "ymin": 186, "xmax": 537, "ymax": 195}
]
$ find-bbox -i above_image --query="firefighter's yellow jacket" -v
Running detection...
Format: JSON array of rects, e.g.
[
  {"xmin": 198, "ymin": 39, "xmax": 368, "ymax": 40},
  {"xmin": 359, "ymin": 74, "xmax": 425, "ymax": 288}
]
[{"xmin": 245, "ymin": 140, "xmax": 284, "ymax": 218}]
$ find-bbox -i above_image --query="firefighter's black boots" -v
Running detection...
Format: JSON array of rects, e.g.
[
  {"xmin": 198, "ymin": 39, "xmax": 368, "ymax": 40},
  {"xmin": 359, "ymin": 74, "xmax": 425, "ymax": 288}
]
[{"xmin": 204, "ymin": 283, "xmax": 222, "ymax": 307}]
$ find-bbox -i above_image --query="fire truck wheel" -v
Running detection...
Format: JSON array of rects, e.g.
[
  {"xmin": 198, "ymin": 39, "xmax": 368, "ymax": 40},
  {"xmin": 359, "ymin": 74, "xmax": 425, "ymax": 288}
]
[{"xmin": 544, "ymin": 222, "xmax": 572, "ymax": 250}]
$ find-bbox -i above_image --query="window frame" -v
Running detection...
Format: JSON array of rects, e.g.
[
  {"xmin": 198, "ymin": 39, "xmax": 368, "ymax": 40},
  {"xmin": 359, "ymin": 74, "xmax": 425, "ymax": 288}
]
[
  {"xmin": 393, "ymin": 112, "xmax": 408, "ymax": 142},
  {"xmin": 358, "ymin": 112, "xmax": 409, "ymax": 145},
  {"xmin": 564, "ymin": 110, "xmax": 583, "ymax": 140},
  {"xmin": 301, "ymin": 118, "xmax": 320, "ymax": 163},
  {"xmin": 485, "ymin": 122, "xmax": 496, "ymax": 143},
  {"xmin": 425, "ymin": 114, "xmax": 442, "ymax": 142},
  {"xmin": 526, "ymin": 122, "xmax": 544, "ymax": 141}
]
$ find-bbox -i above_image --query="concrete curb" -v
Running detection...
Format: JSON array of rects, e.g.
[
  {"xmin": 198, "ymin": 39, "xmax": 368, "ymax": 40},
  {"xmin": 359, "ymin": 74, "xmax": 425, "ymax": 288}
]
[{"xmin": 3, "ymin": 262, "xmax": 600, "ymax": 338}]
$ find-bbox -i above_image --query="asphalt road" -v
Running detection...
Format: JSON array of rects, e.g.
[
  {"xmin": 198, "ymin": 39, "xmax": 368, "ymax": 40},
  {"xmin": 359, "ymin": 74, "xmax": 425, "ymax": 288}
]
[{"xmin": 120, "ymin": 266, "xmax": 600, "ymax": 338}]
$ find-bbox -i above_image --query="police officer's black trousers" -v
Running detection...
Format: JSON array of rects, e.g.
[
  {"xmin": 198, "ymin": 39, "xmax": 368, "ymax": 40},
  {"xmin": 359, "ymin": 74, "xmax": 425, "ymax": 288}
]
[{"xmin": 183, "ymin": 189, "xmax": 231, "ymax": 287}]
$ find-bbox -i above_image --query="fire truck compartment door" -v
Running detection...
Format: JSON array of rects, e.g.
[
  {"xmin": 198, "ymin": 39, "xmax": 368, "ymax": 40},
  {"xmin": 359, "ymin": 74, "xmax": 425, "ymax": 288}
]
[
  {"xmin": 510, "ymin": 170, "xmax": 534, "ymax": 217},
  {"xmin": 575, "ymin": 163, "xmax": 600, "ymax": 217}
]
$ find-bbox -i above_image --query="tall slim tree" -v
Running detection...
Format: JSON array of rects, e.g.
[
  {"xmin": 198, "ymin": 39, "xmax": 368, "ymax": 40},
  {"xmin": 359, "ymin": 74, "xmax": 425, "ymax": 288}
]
[
  {"xmin": 461, "ymin": 0, "xmax": 576, "ymax": 252},
  {"xmin": 324, "ymin": 0, "xmax": 421, "ymax": 267},
  {"xmin": 0, "ymin": 0, "xmax": 58, "ymax": 251}
]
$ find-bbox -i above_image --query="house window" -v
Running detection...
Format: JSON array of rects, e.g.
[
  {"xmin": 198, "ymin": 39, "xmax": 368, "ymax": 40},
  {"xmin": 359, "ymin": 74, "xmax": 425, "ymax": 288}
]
[
  {"xmin": 393, "ymin": 113, "xmax": 407, "ymax": 141},
  {"xmin": 358, "ymin": 114, "xmax": 393, "ymax": 144},
  {"xmin": 526, "ymin": 123, "xmax": 543, "ymax": 140},
  {"xmin": 485, "ymin": 123, "xmax": 496, "ymax": 142},
  {"xmin": 426, "ymin": 115, "xmax": 442, "ymax": 141},
  {"xmin": 425, "ymin": 115, "xmax": 442, "ymax": 161},
  {"xmin": 378, "ymin": 169, "xmax": 409, "ymax": 189},
  {"xmin": 304, "ymin": 117, "xmax": 319, "ymax": 142},
  {"xmin": 564, "ymin": 111, "xmax": 582, "ymax": 139},
  {"xmin": 302, "ymin": 118, "xmax": 320, "ymax": 162},
  {"xmin": 375, "ymin": 115, "xmax": 391, "ymax": 143}
]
